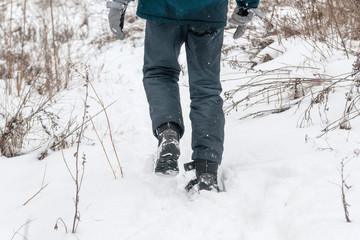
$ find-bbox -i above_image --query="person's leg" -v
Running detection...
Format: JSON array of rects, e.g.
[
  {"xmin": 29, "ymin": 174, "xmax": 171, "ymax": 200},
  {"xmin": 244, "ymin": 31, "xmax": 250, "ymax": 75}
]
[
  {"xmin": 143, "ymin": 21, "xmax": 187, "ymax": 175},
  {"xmin": 143, "ymin": 21, "xmax": 186, "ymax": 138},
  {"xmin": 185, "ymin": 26, "xmax": 225, "ymax": 165}
]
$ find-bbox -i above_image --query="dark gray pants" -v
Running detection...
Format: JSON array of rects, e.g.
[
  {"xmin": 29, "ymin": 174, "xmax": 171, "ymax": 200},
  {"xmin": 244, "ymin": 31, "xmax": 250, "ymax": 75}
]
[{"xmin": 143, "ymin": 21, "xmax": 225, "ymax": 164}]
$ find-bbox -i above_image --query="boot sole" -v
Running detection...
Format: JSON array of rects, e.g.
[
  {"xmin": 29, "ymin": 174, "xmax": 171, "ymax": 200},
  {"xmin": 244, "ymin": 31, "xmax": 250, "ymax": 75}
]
[{"xmin": 154, "ymin": 158, "xmax": 179, "ymax": 176}]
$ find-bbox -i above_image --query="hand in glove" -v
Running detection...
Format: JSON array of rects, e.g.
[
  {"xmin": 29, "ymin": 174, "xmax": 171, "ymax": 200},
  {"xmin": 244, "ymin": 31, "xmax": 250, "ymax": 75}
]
[
  {"xmin": 107, "ymin": 0, "xmax": 133, "ymax": 40},
  {"xmin": 229, "ymin": 7, "xmax": 263, "ymax": 39}
]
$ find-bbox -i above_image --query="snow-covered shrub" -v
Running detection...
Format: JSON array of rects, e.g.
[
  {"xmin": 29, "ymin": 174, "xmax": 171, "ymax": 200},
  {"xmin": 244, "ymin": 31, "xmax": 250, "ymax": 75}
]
[
  {"xmin": 224, "ymin": 0, "xmax": 360, "ymax": 135},
  {"xmin": 258, "ymin": 0, "xmax": 360, "ymax": 42},
  {"xmin": 0, "ymin": 0, "xmax": 99, "ymax": 157}
]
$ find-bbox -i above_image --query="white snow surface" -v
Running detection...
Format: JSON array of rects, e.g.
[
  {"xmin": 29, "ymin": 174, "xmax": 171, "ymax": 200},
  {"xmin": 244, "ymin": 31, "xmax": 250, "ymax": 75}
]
[{"xmin": 1, "ymin": 2, "xmax": 360, "ymax": 240}]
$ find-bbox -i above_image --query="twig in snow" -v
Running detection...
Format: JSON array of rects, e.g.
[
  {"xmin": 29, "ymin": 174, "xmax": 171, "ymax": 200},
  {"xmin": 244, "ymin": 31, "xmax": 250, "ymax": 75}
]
[
  {"xmin": 11, "ymin": 219, "xmax": 36, "ymax": 240},
  {"xmin": 239, "ymin": 103, "xmax": 296, "ymax": 120},
  {"xmin": 23, "ymin": 164, "xmax": 49, "ymax": 206},
  {"xmin": 54, "ymin": 217, "xmax": 68, "ymax": 233},
  {"xmin": 71, "ymin": 70, "xmax": 89, "ymax": 233},
  {"xmin": 339, "ymin": 159, "xmax": 352, "ymax": 223}
]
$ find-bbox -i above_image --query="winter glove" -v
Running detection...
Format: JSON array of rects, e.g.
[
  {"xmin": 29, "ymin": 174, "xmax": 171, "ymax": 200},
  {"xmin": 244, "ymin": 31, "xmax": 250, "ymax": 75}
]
[
  {"xmin": 107, "ymin": 0, "xmax": 134, "ymax": 40},
  {"xmin": 229, "ymin": 7, "xmax": 264, "ymax": 39}
]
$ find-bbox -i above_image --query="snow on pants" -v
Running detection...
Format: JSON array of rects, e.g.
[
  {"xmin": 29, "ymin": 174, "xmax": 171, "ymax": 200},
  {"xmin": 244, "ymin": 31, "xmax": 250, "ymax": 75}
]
[{"xmin": 142, "ymin": 21, "xmax": 225, "ymax": 164}]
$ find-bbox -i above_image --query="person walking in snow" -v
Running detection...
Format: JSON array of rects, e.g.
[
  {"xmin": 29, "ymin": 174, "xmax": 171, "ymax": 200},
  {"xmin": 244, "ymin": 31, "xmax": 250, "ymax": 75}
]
[{"xmin": 107, "ymin": 0, "xmax": 261, "ymax": 191}]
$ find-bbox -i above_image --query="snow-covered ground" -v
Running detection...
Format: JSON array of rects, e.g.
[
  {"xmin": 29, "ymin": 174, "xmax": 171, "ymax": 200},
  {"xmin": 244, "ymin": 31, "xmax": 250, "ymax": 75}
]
[{"xmin": 1, "ymin": 2, "xmax": 360, "ymax": 240}]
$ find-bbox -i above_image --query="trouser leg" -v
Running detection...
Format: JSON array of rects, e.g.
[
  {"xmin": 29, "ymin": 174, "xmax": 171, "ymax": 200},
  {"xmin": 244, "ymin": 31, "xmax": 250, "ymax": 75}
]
[
  {"xmin": 185, "ymin": 26, "xmax": 225, "ymax": 164},
  {"xmin": 142, "ymin": 21, "xmax": 186, "ymax": 137}
]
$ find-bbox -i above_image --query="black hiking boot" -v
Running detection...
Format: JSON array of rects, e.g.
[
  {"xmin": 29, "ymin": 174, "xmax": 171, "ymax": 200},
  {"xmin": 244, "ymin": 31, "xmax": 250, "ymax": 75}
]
[
  {"xmin": 184, "ymin": 159, "xmax": 219, "ymax": 192},
  {"xmin": 155, "ymin": 122, "xmax": 180, "ymax": 176}
]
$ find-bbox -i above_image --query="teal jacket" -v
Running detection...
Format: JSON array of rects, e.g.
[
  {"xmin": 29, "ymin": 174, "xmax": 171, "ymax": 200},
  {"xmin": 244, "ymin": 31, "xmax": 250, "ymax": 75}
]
[{"xmin": 136, "ymin": 0, "xmax": 260, "ymax": 28}]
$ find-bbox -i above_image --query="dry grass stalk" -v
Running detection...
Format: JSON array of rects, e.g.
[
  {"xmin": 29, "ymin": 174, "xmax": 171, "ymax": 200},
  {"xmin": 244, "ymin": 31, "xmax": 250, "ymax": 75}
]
[
  {"xmin": 50, "ymin": 0, "xmax": 60, "ymax": 92},
  {"xmin": 23, "ymin": 165, "xmax": 48, "ymax": 206},
  {"xmin": 326, "ymin": 0, "xmax": 349, "ymax": 59},
  {"xmin": 18, "ymin": 0, "xmax": 28, "ymax": 96},
  {"xmin": 10, "ymin": 219, "xmax": 35, "ymax": 240},
  {"xmin": 88, "ymin": 80, "xmax": 124, "ymax": 178},
  {"xmin": 90, "ymin": 116, "xmax": 117, "ymax": 179},
  {"xmin": 7, "ymin": 0, "xmax": 13, "ymax": 94},
  {"xmin": 42, "ymin": 21, "xmax": 54, "ymax": 98}
]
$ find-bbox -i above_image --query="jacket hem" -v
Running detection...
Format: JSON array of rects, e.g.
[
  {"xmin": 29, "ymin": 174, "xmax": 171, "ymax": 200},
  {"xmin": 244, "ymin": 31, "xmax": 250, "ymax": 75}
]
[{"xmin": 136, "ymin": 11, "xmax": 226, "ymax": 28}]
